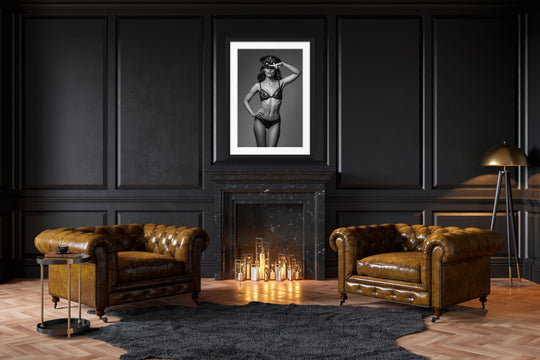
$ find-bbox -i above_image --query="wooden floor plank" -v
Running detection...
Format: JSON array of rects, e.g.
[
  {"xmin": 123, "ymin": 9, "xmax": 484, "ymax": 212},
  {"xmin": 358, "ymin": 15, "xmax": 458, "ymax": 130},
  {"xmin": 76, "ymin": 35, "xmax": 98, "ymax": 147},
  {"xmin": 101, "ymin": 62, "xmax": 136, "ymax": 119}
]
[{"xmin": 0, "ymin": 277, "xmax": 539, "ymax": 359}]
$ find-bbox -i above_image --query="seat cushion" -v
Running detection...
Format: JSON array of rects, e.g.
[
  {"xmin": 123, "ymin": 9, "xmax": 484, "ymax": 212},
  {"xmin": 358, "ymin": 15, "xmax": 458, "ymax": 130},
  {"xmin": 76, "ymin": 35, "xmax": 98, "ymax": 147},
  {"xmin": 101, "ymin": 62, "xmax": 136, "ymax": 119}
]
[
  {"xmin": 357, "ymin": 251, "xmax": 422, "ymax": 283},
  {"xmin": 118, "ymin": 251, "xmax": 185, "ymax": 283}
]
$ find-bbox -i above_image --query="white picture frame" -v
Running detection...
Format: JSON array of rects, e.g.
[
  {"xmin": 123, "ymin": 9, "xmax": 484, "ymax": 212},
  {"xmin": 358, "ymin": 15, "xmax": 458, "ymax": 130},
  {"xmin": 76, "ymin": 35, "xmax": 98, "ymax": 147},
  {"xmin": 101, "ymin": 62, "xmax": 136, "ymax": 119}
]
[{"xmin": 229, "ymin": 41, "xmax": 310, "ymax": 155}]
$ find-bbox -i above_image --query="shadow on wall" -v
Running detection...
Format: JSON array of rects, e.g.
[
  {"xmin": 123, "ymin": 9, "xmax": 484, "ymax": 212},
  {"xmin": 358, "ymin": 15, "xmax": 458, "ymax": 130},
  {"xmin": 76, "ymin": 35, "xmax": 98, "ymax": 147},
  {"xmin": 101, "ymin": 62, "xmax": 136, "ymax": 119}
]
[
  {"xmin": 527, "ymin": 147, "xmax": 540, "ymax": 188},
  {"xmin": 527, "ymin": 147, "xmax": 540, "ymax": 167}
]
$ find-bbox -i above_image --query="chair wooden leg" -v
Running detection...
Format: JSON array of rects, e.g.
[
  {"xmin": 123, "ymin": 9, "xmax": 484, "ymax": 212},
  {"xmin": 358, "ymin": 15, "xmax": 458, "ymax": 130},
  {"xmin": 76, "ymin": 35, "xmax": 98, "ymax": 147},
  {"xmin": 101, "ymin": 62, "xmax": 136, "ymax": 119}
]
[
  {"xmin": 51, "ymin": 296, "xmax": 59, "ymax": 309},
  {"xmin": 192, "ymin": 291, "xmax": 200, "ymax": 305},
  {"xmin": 339, "ymin": 292, "xmax": 347, "ymax": 306},
  {"xmin": 479, "ymin": 295, "xmax": 487, "ymax": 309},
  {"xmin": 432, "ymin": 308, "xmax": 442, "ymax": 323},
  {"xmin": 96, "ymin": 308, "xmax": 108, "ymax": 323}
]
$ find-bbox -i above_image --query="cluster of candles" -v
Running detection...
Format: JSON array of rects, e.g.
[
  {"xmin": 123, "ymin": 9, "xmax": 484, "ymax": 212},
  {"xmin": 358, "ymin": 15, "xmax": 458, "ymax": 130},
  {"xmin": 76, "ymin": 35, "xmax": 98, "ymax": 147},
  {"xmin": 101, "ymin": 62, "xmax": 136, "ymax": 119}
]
[{"xmin": 235, "ymin": 237, "xmax": 303, "ymax": 282}]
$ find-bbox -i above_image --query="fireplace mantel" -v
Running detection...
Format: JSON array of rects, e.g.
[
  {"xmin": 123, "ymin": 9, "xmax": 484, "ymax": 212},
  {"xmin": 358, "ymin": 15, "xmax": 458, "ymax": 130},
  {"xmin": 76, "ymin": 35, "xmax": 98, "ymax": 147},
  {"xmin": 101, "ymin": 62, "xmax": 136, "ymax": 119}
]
[
  {"xmin": 208, "ymin": 170, "xmax": 333, "ymax": 184},
  {"xmin": 209, "ymin": 171, "xmax": 333, "ymax": 280}
]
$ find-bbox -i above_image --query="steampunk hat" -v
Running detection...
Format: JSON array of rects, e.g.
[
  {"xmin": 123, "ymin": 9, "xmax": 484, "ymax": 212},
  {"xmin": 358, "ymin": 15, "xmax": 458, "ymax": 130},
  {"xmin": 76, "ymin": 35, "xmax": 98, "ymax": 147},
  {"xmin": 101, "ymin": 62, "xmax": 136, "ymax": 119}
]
[{"xmin": 260, "ymin": 55, "xmax": 281, "ymax": 67}]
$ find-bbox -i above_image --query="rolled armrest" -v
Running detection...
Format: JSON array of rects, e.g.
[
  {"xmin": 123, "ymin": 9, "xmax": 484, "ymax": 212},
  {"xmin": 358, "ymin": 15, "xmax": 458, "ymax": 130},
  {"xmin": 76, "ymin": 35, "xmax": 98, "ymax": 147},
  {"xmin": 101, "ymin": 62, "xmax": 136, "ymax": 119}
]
[
  {"xmin": 143, "ymin": 224, "xmax": 209, "ymax": 276},
  {"xmin": 423, "ymin": 227, "xmax": 504, "ymax": 263},
  {"xmin": 330, "ymin": 224, "xmax": 400, "ymax": 293},
  {"xmin": 173, "ymin": 227, "xmax": 209, "ymax": 275},
  {"xmin": 330, "ymin": 227, "xmax": 361, "ymax": 294},
  {"xmin": 34, "ymin": 227, "xmax": 116, "ymax": 260},
  {"xmin": 329, "ymin": 227, "xmax": 365, "ymax": 269}
]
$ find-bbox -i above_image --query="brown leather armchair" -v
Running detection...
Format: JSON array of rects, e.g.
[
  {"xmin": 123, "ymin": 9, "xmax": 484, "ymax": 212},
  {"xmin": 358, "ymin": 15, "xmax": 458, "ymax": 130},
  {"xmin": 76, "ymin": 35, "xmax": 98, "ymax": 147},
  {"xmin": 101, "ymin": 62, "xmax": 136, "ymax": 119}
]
[
  {"xmin": 34, "ymin": 224, "xmax": 209, "ymax": 321},
  {"xmin": 329, "ymin": 224, "xmax": 503, "ymax": 321}
]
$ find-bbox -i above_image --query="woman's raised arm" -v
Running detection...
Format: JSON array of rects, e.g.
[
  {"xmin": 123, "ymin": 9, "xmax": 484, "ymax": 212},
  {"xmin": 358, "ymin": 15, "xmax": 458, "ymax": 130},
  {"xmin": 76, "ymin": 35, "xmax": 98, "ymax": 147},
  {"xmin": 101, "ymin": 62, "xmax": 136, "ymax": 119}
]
[{"xmin": 277, "ymin": 62, "xmax": 301, "ymax": 86}]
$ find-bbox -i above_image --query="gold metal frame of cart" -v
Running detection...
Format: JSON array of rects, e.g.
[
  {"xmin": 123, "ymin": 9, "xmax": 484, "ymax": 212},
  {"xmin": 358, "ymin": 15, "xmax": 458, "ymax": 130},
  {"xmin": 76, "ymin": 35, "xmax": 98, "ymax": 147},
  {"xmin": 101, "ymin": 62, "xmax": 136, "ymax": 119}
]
[{"xmin": 37, "ymin": 254, "xmax": 90, "ymax": 337}]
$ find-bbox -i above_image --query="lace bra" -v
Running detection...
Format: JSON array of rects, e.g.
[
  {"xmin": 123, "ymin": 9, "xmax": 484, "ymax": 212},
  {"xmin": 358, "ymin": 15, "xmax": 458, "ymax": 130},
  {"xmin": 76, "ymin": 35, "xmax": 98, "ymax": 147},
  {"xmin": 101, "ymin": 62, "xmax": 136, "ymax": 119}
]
[{"xmin": 259, "ymin": 82, "xmax": 282, "ymax": 101}]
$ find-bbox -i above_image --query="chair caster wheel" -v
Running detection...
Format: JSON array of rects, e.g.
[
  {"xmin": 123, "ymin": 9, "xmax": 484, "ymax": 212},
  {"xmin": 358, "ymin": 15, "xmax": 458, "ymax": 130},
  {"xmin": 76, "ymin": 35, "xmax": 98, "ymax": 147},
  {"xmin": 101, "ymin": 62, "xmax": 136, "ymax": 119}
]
[
  {"xmin": 431, "ymin": 316, "xmax": 439, "ymax": 323},
  {"xmin": 340, "ymin": 300, "xmax": 345, "ymax": 306},
  {"xmin": 100, "ymin": 316, "xmax": 108, "ymax": 323},
  {"xmin": 480, "ymin": 295, "xmax": 487, "ymax": 309}
]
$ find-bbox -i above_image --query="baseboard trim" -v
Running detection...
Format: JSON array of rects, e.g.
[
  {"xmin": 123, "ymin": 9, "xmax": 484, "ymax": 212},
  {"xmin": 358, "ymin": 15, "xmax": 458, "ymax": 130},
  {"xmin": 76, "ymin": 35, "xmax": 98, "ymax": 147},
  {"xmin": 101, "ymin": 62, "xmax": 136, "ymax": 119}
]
[
  {"xmin": 0, "ymin": 259, "xmax": 15, "ymax": 283},
  {"xmin": 523, "ymin": 257, "xmax": 540, "ymax": 284}
]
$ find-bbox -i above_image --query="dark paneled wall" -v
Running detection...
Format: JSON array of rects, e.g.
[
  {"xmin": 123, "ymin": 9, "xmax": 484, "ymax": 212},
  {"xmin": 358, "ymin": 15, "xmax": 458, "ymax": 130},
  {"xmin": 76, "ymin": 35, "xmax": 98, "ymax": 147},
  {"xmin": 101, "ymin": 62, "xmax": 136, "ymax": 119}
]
[
  {"xmin": 523, "ymin": 0, "xmax": 540, "ymax": 282},
  {"xmin": 339, "ymin": 17, "xmax": 422, "ymax": 189},
  {"xmin": 0, "ymin": 7, "xmax": 13, "ymax": 283},
  {"xmin": 117, "ymin": 17, "xmax": 203, "ymax": 188},
  {"xmin": 23, "ymin": 17, "xmax": 106, "ymax": 188},
  {"xmin": 434, "ymin": 16, "xmax": 517, "ymax": 188},
  {"xmin": 1, "ymin": 0, "xmax": 539, "ymax": 282}
]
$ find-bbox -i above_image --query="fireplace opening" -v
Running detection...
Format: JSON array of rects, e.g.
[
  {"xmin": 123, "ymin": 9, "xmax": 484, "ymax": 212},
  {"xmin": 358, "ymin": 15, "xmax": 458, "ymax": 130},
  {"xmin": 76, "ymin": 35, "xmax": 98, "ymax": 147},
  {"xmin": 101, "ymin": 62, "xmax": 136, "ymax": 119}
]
[
  {"xmin": 211, "ymin": 170, "xmax": 331, "ymax": 281},
  {"xmin": 235, "ymin": 204, "xmax": 304, "ymax": 281}
]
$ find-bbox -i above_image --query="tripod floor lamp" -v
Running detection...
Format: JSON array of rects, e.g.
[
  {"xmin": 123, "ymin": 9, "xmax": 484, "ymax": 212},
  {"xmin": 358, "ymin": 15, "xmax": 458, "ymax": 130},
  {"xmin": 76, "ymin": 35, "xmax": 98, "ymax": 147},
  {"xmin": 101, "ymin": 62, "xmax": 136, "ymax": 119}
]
[{"xmin": 481, "ymin": 141, "xmax": 528, "ymax": 287}]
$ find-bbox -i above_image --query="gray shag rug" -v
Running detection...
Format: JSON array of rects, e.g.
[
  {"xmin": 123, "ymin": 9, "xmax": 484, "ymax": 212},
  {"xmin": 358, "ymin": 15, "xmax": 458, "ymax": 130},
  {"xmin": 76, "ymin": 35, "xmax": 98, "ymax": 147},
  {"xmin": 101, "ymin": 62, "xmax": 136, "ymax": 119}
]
[{"xmin": 86, "ymin": 302, "xmax": 429, "ymax": 360}]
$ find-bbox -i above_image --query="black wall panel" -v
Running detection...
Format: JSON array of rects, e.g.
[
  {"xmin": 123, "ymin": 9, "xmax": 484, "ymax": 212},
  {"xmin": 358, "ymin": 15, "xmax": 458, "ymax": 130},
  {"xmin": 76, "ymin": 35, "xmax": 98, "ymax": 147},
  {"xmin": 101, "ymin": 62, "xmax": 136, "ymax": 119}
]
[
  {"xmin": 338, "ymin": 17, "xmax": 422, "ymax": 188},
  {"xmin": 0, "ymin": 9, "xmax": 12, "ymax": 283},
  {"xmin": 525, "ymin": 210, "xmax": 540, "ymax": 282},
  {"xmin": 117, "ymin": 210, "xmax": 202, "ymax": 228},
  {"xmin": 527, "ymin": 1, "xmax": 540, "ymax": 190},
  {"xmin": 213, "ymin": 17, "xmax": 327, "ymax": 165},
  {"xmin": 1, "ymin": 9, "xmax": 12, "ymax": 192},
  {"xmin": 0, "ymin": 9, "xmax": 4, "ymax": 190},
  {"xmin": 117, "ymin": 17, "xmax": 203, "ymax": 188},
  {"xmin": 337, "ymin": 210, "xmax": 423, "ymax": 228},
  {"xmin": 434, "ymin": 16, "xmax": 518, "ymax": 188},
  {"xmin": 523, "ymin": 1, "xmax": 540, "ymax": 282},
  {"xmin": 0, "ymin": 212, "xmax": 11, "ymax": 260},
  {"xmin": 23, "ymin": 17, "xmax": 106, "ymax": 188},
  {"xmin": 21, "ymin": 211, "xmax": 106, "ymax": 257},
  {"xmin": 0, "ymin": 212, "xmax": 12, "ymax": 283}
]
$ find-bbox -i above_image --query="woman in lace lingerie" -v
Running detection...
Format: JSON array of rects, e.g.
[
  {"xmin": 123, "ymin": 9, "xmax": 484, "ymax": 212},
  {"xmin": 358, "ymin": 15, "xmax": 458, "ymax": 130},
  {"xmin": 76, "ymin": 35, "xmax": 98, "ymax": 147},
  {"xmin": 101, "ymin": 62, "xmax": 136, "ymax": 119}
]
[{"xmin": 242, "ymin": 55, "xmax": 302, "ymax": 147}]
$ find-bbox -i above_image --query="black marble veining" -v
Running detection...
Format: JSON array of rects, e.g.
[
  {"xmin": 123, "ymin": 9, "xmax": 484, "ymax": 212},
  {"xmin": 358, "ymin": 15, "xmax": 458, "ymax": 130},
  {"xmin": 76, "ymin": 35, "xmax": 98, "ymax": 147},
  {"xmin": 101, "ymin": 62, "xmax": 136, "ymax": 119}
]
[{"xmin": 210, "ymin": 171, "xmax": 332, "ymax": 280}]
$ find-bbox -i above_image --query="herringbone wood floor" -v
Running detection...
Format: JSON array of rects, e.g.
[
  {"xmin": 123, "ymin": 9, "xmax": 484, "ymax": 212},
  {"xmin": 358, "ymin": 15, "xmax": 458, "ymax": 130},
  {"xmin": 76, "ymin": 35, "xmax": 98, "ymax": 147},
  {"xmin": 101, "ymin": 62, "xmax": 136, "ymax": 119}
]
[{"xmin": 0, "ymin": 278, "xmax": 539, "ymax": 359}]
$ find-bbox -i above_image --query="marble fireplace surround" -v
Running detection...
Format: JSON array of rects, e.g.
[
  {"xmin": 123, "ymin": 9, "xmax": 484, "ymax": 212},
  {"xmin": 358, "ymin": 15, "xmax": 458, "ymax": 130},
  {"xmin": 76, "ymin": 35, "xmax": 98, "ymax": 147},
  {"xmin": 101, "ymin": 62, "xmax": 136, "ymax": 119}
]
[{"xmin": 210, "ymin": 171, "xmax": 332, "ymax": 280}]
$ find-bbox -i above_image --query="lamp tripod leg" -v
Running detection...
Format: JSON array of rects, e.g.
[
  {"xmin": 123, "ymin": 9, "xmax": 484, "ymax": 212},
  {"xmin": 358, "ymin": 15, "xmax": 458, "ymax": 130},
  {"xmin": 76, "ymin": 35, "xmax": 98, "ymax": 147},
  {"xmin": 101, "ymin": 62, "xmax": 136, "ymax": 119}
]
[
  {"xmin": 505, "ymin": 173, "xmax": 521, "ymax": 282},
  {"xmin": 503, "ymin": 171, "xmax": 513, "ymax": 287},
  {"xmin": 490, "ymin": 171, "xmax": 504, "ymax": 231}
]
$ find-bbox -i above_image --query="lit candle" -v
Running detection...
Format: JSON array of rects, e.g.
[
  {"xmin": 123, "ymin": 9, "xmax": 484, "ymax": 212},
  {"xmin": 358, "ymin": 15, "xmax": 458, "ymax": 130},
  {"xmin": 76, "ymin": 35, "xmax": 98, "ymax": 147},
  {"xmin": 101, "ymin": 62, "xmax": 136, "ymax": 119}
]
[
  {"xmin": 259, "ymin": 251, "xmax": 266, "ymax": 280},
  {"xmin": 251, "ymin": 263, "xmax": 259, "ymax": 281},
  {"xmin": 287, "ymin": 266, "xmax": 293, "ymax": 281},
  {"xmin": 275, "ymin": 263, "xmax": 282, "ymax": 282}
]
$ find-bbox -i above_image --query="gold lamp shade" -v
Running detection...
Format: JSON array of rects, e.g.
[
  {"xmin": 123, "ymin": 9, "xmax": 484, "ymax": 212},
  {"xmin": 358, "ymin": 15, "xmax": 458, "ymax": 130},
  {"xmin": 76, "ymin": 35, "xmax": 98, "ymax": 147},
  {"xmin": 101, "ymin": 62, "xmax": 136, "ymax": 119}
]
[{"xmin": 480, "ymin": 141, "xmax": 528, "ymax": 167}]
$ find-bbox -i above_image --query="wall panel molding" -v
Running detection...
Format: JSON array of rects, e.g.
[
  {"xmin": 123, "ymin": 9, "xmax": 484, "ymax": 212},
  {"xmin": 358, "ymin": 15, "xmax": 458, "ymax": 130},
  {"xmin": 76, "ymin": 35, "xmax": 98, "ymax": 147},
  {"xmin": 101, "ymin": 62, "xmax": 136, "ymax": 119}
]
[
  {"xmin": 433, "ymin": 15, "xmax": 519, "ymax": 189},
  {"xmin": 337, "ymin": 16, "xmax": 423, "ymax": 189},
  {"xmin": 336, "ymin": 210, "xmax": 424, "ymax": 227},
  {"xmin": 116, "ymin": 210, "xmax": 203, "ymax": 227},
  {"xmin": 116, "ymin": 16, "xmax": 204, "ymax": 189},
  {"xmin": 21, "ymin": 16, "xmax": 108, "ymax": 189}
]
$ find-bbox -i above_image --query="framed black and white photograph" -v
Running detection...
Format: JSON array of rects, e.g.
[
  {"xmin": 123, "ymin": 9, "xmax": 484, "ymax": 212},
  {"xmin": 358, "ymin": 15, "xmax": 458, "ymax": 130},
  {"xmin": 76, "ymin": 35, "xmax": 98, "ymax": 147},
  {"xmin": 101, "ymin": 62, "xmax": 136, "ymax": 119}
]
[{"xmin": 229, "ymin": 41, "xmax": 310, "ymax": 155}]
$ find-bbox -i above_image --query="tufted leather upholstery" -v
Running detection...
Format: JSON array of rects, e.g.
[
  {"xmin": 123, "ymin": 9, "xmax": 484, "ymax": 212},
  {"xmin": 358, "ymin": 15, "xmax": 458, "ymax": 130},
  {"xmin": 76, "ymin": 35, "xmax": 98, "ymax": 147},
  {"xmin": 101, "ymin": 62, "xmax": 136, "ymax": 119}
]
[
  {"xmin": 329, "ymin": 223, "xmax": 503, "ymax": 319},
  {"xmin": 34, "ymin": 224, "xmax": 209, "ymax": 317}
]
